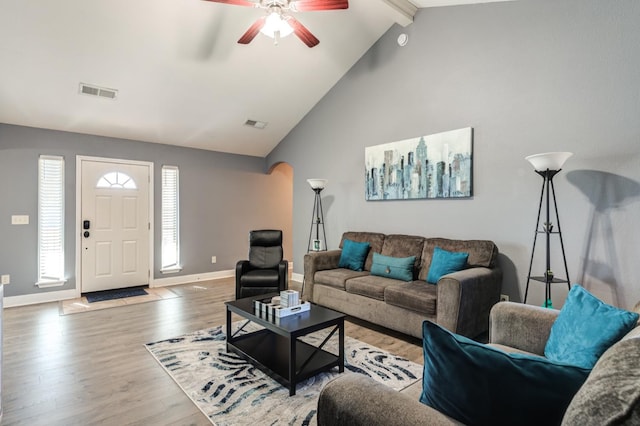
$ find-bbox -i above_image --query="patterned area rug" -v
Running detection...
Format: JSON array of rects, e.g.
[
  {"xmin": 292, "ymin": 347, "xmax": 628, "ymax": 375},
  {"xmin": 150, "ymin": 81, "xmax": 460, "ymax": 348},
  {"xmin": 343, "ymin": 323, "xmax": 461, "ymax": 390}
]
[{"xmin": 145, "ymin": 323, "xmax": 422, "ymax": 425}]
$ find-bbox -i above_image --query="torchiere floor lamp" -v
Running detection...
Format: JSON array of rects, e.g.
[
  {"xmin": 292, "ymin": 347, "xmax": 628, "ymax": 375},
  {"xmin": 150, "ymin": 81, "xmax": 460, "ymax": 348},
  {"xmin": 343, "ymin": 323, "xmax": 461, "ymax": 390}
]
[
  {"xmin": 524, "ymin": 152, "xmax": 573, "ymax": 308},
  {"xmin": 302, "ymin": 178, "xmax": 328, "ymax": 299},
  {"xmin": 307, "ymin": 178, "xmax": 328, "ymax": 252}
]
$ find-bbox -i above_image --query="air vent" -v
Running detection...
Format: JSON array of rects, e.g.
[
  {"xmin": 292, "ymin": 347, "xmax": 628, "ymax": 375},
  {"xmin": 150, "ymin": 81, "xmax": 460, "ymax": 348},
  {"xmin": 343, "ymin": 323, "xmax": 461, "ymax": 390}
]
[
  {"xmin": 79, "ymin": 83, "xmax": 118, "ymax": 100},
  {"xmin": 244, "ymin": 119, "xmax": 268, "ymax": 129}
]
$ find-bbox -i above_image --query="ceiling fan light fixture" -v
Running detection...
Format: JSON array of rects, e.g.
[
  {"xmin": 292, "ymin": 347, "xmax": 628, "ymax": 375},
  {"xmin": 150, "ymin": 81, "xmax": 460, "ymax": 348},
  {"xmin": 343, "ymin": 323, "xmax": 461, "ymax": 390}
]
[{"xmin": 260, "ymin": 11, "xmax": 294, "ymax": 39}]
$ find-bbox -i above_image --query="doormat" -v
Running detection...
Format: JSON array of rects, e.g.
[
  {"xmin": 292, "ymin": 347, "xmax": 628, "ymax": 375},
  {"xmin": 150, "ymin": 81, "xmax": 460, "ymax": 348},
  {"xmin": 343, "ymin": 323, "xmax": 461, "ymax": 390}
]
[
  {"xmin": 60, "ymin": 287, "xmax": 179, "ymax": 315},
  {"xmin": 85, "ymin": 286, "xmax": 148, "ymax": 303},
  {"xmin": 145, "ymin": 323, "xmax": 422, "ymax": 425}
]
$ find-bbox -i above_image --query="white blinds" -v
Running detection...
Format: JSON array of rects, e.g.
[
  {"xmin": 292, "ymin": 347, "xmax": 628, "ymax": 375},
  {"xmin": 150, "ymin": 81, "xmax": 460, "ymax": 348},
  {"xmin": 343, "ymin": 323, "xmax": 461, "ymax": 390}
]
[
  {"xmin": 38, "ymin": 155, "xmax": 65, "ymax": 282},
  {"xmin": 161, "ymin": 166, "xmax": 180, "ymax": 270}
]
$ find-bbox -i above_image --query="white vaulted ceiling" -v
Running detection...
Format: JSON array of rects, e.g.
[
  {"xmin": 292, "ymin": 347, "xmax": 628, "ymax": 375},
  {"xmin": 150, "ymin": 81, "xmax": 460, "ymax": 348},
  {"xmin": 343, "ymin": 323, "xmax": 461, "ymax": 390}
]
[{"xmin": 0, "ymin": 0, "xmax": 513, "ymax": 157}]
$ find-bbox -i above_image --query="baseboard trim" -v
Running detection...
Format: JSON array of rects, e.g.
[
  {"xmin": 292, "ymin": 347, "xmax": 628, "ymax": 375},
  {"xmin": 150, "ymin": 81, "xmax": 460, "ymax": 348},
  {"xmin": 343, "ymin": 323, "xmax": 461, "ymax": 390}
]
[
  {"xmin": 151, "ymin": 270, "xmax": 234, "ymax": 287},
  {"xmin": 4, "ymin": 266, "xmax": 294, "ymax": 307},
  {"xmin": 4, "ymin": 289, "xmax": 78, "ymax": 308}
]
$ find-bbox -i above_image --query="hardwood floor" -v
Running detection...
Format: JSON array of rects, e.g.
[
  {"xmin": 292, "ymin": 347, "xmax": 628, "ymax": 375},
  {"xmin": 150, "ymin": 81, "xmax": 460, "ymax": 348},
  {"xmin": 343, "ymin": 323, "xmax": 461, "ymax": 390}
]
[{"xmin": 2, "ymin": 278, "xmax": 423, "ymax": 425}]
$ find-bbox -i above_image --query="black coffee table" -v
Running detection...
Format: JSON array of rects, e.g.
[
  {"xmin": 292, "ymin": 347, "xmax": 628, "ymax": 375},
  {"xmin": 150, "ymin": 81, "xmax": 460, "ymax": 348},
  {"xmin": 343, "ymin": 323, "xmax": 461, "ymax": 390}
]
[{"xmin": 225, "ymin": 294, "xmax": 345, "ymax": 396}]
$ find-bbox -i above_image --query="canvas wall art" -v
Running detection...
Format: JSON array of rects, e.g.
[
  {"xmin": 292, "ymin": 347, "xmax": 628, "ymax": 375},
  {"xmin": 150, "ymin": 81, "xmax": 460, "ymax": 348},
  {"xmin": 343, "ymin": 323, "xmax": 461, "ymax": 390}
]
[{"xmin": 365, "ymin": 127, "xmax": 473, "ymax": 201}]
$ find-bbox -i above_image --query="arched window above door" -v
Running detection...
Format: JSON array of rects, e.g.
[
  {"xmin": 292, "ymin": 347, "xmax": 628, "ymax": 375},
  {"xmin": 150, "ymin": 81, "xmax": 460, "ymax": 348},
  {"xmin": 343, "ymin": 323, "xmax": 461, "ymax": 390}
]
[{"xmin": 96, "ymin": 172, "xmax": 137, "ymax": 189}]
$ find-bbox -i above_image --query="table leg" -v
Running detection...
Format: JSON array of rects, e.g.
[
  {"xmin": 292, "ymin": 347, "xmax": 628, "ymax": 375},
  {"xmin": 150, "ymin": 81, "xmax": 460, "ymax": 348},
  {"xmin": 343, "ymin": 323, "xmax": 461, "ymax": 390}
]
[
  {"xmin": 226, "ymin": 307, "xmax": 231, "ymax": 351},
  {"xmin": 289, "ymin": 337, "xmax": 297, "ymax": 396},
  {"xmin": 339, "ymin": 319, "xmax": 344, "ymax": 373}
]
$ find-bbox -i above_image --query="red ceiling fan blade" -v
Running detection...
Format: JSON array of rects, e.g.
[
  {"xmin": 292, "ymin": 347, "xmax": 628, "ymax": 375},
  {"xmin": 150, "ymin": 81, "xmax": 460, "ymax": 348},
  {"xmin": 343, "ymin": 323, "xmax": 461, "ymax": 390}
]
[
  {"xmin": 285, "ymin": 16, "xmax": 319, "ymax": 48},
  {"xmin": 201, "ymin": 0, "xmax": 257, "ymax": 6},
  {"xmin": 238, "ymin": 16, "xmax": 267, "ymax": 44},
  {"xmin": 291, "ymin": 0, "xmax": 349, "ymax": 12}
]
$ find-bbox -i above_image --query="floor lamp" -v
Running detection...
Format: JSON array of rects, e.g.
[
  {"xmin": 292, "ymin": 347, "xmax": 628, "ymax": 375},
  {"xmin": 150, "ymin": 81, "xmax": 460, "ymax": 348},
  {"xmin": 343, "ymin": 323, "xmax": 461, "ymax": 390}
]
[
  {"xmin": 524, "ymin": 152, "xmax": 572, "ymax": 308},
  {"xmin": 307, "ymin": 179, "xmax": 328, "ymax": 252},
  {"xmin": 302, "ymin": 179, "xmax": 327, "ymax": 299}
]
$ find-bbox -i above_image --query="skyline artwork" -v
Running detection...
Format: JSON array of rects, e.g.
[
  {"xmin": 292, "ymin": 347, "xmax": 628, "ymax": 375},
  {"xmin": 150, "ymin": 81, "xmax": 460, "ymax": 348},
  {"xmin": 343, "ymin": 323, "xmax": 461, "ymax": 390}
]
[{"xmin": 365, "ymin": 127, "xmax": 473, "ymax": 201}]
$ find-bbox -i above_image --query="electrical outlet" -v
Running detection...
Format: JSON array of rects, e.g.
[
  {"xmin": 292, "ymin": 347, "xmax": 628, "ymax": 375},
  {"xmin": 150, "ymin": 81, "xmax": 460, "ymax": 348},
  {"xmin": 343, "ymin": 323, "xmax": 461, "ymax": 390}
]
[
  {"xmin": 211, "ymin": 256, "xmax": 217, "ymax": 264},
  {"xmin": 1, "ymin": 275, "xmax": 10, "ymax": 285},
  {"xmin": 500, "ymin": 294, "xmax": 510, "ymax": 302}
]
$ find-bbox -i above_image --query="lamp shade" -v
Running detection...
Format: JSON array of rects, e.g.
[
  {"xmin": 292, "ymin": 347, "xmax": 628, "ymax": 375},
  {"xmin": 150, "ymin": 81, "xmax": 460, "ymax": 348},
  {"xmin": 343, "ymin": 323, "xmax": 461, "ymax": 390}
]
[
  {"xmin": 260, "ymin": 12, "xmax": 294, "ymax": 38},
  {"xmin": 525, "ymin": 152, "xmax": 573, "ymax": 171},
  {"xmin": 307, "ymin": 179, "xmax": 327, "ymax": 190}
]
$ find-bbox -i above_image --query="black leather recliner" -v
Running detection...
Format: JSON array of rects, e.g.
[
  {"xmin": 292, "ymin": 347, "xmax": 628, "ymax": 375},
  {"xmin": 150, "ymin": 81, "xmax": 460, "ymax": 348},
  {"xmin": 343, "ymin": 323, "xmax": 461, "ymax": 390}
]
[{"xmin": 235, "ymin": 229, "xmax": 288, "ymax": 299}]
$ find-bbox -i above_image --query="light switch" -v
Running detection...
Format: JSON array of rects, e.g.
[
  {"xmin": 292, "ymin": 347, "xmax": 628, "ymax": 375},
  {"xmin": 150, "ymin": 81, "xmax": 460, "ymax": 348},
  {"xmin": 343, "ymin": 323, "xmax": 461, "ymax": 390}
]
[{"xmin": 11, "ymin": 215, "xmax": 29, "ymax": 225}]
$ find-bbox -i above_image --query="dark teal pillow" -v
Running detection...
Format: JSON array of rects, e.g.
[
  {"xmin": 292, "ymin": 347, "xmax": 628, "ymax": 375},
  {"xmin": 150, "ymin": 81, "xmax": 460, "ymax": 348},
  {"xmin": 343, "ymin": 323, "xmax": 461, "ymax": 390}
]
[
  {"xmin": 544, "ymin": 284, "xmax": 639, "ymax": 369},
  {"xmin": 426, "ymin": 246, "xmax": 469, "ymax": 284},
  {"xmin": 420, "ymin": 321, "xmax": 590, "ymax": 426},
  {"xmin": 370, "ymin": 253, "xmax": 415, "ymax": 282},
  {"xmin": 338, "ymin": 239, "xmax": 370, "ymax": 271}
]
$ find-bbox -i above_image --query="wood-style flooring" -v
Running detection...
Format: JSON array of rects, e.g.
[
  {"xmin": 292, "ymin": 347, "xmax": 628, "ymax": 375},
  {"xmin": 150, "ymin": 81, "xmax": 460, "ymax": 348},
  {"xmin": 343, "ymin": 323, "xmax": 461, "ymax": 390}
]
[{"xmin": 2, "ymin": 278, "xmax": 423, "ymax": 425}]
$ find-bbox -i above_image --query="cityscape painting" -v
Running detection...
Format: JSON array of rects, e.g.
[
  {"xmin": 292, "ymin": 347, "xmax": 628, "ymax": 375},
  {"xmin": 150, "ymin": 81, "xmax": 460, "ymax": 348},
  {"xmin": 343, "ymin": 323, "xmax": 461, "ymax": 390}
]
[{"xmin": 365, "ymin": 127, "xmax": 473, "ymax": 201}]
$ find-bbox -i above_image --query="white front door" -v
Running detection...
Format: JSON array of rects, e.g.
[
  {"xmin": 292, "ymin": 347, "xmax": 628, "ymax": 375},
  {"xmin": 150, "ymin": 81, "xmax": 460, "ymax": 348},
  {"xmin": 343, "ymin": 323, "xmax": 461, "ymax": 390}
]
[{"xmin": 80, "ymin": 159, "xmax": 151, "ymax": 293}]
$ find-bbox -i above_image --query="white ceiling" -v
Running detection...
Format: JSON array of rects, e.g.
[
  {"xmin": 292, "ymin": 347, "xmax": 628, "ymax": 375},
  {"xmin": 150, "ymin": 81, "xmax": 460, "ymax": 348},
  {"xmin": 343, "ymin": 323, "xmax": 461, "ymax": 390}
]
[{"xmin": 0, "ymin": 0, "xmax": 512, "ymax": 157}]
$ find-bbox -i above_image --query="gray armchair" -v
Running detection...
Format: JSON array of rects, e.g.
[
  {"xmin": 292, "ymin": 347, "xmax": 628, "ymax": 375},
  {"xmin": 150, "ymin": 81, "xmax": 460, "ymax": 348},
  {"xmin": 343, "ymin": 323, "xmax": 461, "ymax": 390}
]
[{"xmin": 235, "ymin": 229, "xmax": 288, "ymax": 299}]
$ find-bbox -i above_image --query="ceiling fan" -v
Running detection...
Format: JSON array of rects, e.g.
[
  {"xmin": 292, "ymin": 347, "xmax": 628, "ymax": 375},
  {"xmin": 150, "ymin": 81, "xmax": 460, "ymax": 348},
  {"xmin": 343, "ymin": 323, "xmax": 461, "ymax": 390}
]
[{"xmin": 202, "ymin": 0, "xmax": 349, "ymax": 48}]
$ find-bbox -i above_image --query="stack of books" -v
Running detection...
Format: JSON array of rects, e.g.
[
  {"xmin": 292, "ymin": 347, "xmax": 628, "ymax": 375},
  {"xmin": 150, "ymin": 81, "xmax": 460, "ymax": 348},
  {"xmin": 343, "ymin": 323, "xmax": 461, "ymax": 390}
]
[{"xmin": 280, "ymin": 290, "xmax": 300, "ymax": 308}]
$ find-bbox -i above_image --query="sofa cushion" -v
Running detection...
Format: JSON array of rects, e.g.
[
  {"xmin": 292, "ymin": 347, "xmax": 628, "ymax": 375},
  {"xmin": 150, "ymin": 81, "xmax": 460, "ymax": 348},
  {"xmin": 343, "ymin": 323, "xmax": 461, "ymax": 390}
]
[
  {"xmin": 545, "ymin": 284, "xmax": 639, "ymax": 369},
  {"xmin": 562, "ymin": 336, "xmax": 640, "ymax": 426},
  {"xmin": 384, "ymin": 281, "xmax": 437, "ymax": 316},
  {"xmin": 345, "ymin": 275, "xmax": 405, "ymax": 301},
  {"xmin": 420, "ymin": 321, "xmax": 590, "ymax": 426},
  {"xmin": 340, "ymin": 232, "xmax": 385, "ymax": 271},
  {"xmin": 314, "ymin": 269, "xmax": 369, "ymax": 291},
  {"xmin": 426, "ymin": 247, "xmax": 469, "ymax": 284},
  {"xmin": 338, "ymin": 239, "xmax": 370, "ymax": 271},
  {"xmin": 370, "ymin": 253, "xmax": 416, "ymax": 282},
  {"xmin": 380, "ymin": 234, "xmax": 425, "ymax": 279},
  {"xmin": 419, "ymin": 238, "xmax": 497, "ymax": 280}
]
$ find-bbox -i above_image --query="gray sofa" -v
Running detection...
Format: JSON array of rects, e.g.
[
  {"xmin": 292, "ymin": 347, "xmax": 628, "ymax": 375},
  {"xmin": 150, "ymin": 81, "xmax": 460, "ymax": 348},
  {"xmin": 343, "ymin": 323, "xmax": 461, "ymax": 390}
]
[
  {"xmin": 303, "ymin": 231, "xmax": 502, "ymax": 339},
  {"xmin": 317, "ymin": 301, "xmax": 640, "ymax": 425}
]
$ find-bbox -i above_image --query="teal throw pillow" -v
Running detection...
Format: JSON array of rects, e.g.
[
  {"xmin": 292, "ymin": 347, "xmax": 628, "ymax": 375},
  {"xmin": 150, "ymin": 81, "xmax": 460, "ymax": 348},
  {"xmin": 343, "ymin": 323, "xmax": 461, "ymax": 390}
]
[
  {"xmin": 370, "ymin": 253, "xmax": 415, "ymax": 282},
  {"xmin": 544, "ymin": 284, "xmax": 639, "ymax": 369},
  {"xmin": 426, "ymin": 246, "xmax": 469, "ymax": 284},
  {"xmin": 420, "ymin": 321, "xmax": 590, "ymax": 426},
  {"xmin": 338, "ymin": 239, "xmax": 370, "ymax": 271}
]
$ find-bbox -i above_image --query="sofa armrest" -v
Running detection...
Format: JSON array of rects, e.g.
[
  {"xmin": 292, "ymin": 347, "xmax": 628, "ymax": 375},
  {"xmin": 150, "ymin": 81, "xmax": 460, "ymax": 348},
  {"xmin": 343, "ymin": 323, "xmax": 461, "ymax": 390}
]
[
  {"xmin": 436, "ymin": 267, "xmax": 502, "ymax": 338},
  {"xmin": 489, "ymin": 301, "xmax": 559, "ymax": 356},
  {"xmin": 302, "ymin": 249, "xmax": 341, "ymax": 300},
  {"xmin": 317, "ymin": 374, "xmax": 462, "ymax": 426}
]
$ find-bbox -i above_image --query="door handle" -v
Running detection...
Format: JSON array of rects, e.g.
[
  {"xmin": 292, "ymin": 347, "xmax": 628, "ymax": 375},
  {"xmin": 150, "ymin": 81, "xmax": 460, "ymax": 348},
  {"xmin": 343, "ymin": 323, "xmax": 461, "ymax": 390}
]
[{"xmin": 84, "ymin": 231, "xmax": 90, "ymax": 238}]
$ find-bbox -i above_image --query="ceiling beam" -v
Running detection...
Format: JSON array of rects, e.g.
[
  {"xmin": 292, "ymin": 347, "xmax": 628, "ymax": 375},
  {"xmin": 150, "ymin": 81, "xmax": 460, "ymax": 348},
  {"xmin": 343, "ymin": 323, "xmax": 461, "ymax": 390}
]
[{"xmin": 380, "ymin": 0, "xmax": 418, "ymax": 27}]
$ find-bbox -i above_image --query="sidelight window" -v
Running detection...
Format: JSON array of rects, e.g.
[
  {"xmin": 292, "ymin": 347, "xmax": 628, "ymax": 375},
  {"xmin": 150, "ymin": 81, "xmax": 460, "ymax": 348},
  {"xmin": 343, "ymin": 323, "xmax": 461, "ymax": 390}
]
[
  {"xmin": 161, "ymin": 166, "xmax": 180, "ymax": 272},
  {"xmin": 37, "ymin": 155, "xmax": 66, "ymax": 286}
]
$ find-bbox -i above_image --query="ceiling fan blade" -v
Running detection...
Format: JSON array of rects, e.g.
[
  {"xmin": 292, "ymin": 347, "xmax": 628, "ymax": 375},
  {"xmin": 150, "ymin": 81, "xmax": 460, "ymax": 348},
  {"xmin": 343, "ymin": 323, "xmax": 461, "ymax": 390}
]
[
  {"xmin": 291, "ymin": 0, "xmax": 349, "ymax": 12},
  {"xmin": 238, "ymin": 16, "xmax": 267, "ymax": 44},
  {"xmin": 201, "ymin": 0, "xmax": 257, "ymax": 6},
  {"xmin": 285, "ymin": 16, "xmax": 319, "ymax": 48}
]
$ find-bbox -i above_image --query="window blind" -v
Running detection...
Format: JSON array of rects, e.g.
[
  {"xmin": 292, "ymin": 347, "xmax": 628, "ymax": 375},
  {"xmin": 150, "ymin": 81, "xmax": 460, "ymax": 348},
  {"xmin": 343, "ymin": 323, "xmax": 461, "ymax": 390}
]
[
  {"xmin": 38, "ymin": 155, "xmax": 65, "ymax": 282},
  {"xmin": 161, "ymin": 166, "xmax": 180, "ymax": 270}
]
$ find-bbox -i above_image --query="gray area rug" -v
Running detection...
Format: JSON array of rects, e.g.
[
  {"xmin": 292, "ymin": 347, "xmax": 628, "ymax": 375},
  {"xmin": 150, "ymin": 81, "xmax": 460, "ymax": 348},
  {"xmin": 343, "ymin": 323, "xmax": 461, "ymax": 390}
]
[{"xmin": 145, "ymin": 323, "xmax": 422, "ymax": 425}]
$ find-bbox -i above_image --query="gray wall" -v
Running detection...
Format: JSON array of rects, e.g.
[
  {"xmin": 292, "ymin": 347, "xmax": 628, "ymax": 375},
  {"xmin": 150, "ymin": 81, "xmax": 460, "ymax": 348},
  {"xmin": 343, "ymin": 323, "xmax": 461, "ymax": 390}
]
[
  {"xmin": 268, "ymin": 0, "xmax": 640, "ymax": 309},
  {"xmin": 0, "ymin": 124, "xmax": 293, "ymax": 298}
]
